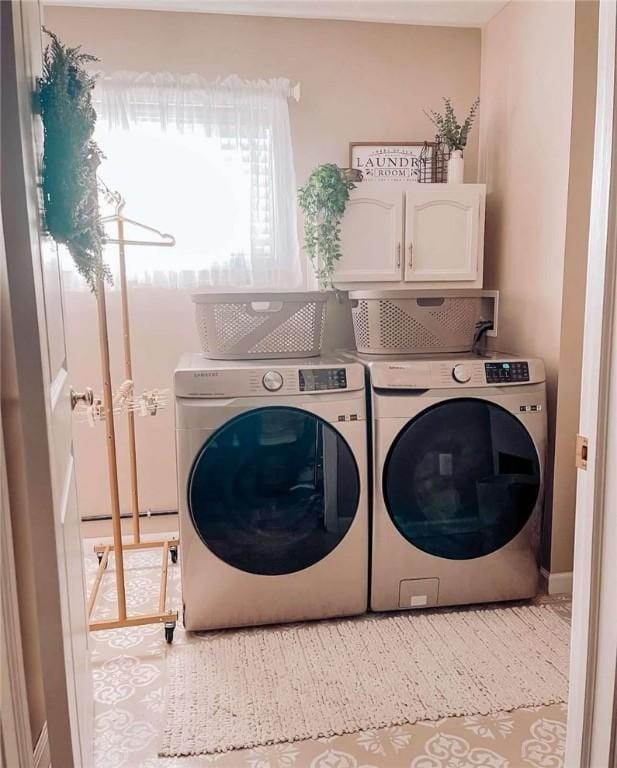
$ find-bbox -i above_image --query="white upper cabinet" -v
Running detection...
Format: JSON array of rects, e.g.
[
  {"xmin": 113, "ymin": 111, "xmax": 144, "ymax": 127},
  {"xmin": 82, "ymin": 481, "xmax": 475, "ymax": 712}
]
[
  {"xmin": 333, "ymin": 182, "xmax": 485, "ymax": 289},
  {"xmin": 336, "ymin": 183, "xmax": 403, "ymax": 282},
  {"xmin": 404, "ymin": 185, "xmax": 483, "ymax": 283}
]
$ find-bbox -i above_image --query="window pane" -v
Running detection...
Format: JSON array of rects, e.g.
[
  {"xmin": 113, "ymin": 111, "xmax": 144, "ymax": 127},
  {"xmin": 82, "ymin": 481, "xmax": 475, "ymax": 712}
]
[{"xmin": 94, "ymin": 122, "xmax": 262, "ymax": 279}]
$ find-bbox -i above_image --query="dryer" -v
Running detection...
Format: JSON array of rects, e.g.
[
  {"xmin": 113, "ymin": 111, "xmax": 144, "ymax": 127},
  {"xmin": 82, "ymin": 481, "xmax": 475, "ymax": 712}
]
[
  {"xmin": 175, "ymin": 354, "xmax": 368, "ymax": 630},
  {"xmin": 354, "ymin": 352, "xmax": 547, "ymax": 611}
]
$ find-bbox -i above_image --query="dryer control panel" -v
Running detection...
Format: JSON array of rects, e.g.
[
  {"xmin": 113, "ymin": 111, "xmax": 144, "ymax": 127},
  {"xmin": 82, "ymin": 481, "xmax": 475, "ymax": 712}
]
[
  {"xmin": 485, "ymin": 361, "xmax": 530, "ymax": 383},
  {"xmin": 364, "ymin": 354, "xmax": 545, "ymax": 390}
]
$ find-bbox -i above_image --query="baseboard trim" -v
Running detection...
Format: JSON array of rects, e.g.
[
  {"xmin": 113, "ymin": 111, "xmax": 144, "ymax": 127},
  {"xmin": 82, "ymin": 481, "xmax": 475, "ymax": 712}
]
[
  {"xmin": 81, "ymin": 512, "xmax": 178, "ymax": 539},
  {"xmin": 540, "ymin": 567, "xmax": 574, "ymax": 596},
  {"xmin": 80, "ymin": 508, "xmax": 178, "ymax": 523},
  {"xmin": 33, "ymin": 722, "xmax": 50, "ymax": 768}
]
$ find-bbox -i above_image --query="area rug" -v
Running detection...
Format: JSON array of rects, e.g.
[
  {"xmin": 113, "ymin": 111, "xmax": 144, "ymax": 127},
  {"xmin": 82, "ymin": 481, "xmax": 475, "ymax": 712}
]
[{"xmin": 161, "ymin": 604, "xmax": 569, "ymax": 756}]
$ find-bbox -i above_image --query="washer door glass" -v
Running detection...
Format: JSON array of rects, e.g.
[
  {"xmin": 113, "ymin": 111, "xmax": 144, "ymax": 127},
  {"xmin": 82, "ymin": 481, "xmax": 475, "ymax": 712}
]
[
  {"xmin": 188, "ymin": 406, "xmax": 360, "ymax": 575},
  {"xmin": 383, "ymin": 398, "xmax": 541, "ymax": 560}
]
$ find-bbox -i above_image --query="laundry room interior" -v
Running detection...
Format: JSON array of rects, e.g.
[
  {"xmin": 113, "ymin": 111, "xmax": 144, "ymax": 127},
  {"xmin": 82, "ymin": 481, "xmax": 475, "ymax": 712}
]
[{"xmin": 8, "ymin": 0, "xmax": 600, "ymax": 766}]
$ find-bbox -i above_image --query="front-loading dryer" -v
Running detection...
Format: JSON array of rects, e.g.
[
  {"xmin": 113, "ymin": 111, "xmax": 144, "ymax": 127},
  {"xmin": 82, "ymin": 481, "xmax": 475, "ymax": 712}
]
[
  {"xmin": 175, "ymin": 354, "xmax": 368, "ymax": 630},
  {"xmin": 353, "ymin": 352, "xmax": 547, "ymax": 611}
]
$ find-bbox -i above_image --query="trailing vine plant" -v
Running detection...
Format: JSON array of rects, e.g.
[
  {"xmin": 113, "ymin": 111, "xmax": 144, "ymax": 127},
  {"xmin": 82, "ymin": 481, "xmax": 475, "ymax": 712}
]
[
  {"xmin": 425, "ymin": 97, "xmax": 480, "ymax": 152},
  {"xmin": 298, "ymin": 164, "xmax": 357, "ymax": 289},
  {"xmin": 38, "ymin": 28, "xmax": 109, "ymax": 291}
]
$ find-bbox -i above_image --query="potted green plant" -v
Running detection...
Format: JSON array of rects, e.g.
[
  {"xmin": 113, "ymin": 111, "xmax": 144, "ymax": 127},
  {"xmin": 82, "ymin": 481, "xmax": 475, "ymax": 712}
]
[
  {"xmin": 425, "ymin": 97, "xmax": 480, "ymax": 183},
  {"xmin": 298, "ymin": 164, "xmax": 359, "ymax": 289}
]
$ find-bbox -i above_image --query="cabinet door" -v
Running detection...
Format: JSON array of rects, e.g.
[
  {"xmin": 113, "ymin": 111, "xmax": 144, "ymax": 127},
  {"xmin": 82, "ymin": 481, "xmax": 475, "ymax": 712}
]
[
  {"xmin": 335, "ymin": 184, "xmax": 403, "ymax": 283},
  {"xmin": 404, "ymin": 185, "xmax": 483, "ymax": 282}
]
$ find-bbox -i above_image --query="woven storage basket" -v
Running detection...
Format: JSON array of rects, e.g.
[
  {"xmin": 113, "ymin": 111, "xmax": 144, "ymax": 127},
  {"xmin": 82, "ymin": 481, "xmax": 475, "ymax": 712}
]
[
  {"xmin": 350, "ymin": 290, "xmax": 494, "ymax": 355},
  {"xmin": 192, "ymin": 292, "xmax": 328, "ymax": 360}
]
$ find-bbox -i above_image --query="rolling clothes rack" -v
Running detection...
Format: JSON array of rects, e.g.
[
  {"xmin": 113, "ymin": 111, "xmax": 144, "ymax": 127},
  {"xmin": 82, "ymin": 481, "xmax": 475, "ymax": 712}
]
[{"xmin": 86, "ymin": 191, "xmax": 179, "ymax": 642}]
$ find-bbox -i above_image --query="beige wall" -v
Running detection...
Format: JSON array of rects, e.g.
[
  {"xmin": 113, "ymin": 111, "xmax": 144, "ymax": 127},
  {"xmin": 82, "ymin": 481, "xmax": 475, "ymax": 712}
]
[
  {"xmin": 44, "ymin": 7, "xmax": 482, "ymax": 187},
  {"xmin": 44, "ymin": 6, "xmax": 482, "ymax": 520},
  {"xmin": 479, "ymin": 0, "xmax": 595, "ymax": 574}
]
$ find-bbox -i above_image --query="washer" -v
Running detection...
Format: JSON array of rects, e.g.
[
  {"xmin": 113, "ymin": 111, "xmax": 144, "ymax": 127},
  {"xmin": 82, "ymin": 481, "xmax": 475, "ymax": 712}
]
[
  {"xmin": 352, "ymin": 351, "xmax": 546, "ymax": 611},
  {"xmin": 175, "ymin": 354, "xmax": 368, "ymax": 631}
]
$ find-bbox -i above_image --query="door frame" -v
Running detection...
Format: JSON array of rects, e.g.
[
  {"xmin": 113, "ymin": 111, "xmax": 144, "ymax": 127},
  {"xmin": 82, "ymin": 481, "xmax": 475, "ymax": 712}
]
[
  {"xmin": 565, "ymin": 1, "xmax": 617, "ymax": 764},
  {"xmin": 0, "ymin": 424, "xmax": 35, "ymax": 768},
  {"xmin": 0, "ymin": 4, "xmax": 35, "ymax": 766},
  {"xmin": 1, "ymin": 226, "xmax": 35, "ymax": 768},
  {"xmin": 2, "ymin": 0, "xmax": 617, "ymax": 765}
]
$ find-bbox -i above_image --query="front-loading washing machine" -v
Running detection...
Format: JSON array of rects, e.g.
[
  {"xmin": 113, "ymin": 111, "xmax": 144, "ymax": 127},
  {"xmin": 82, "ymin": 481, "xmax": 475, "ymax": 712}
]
[
  {"xmin": 351, "ymin": 351, "xmax": 547, "ymax": 611},
  {"xmin": 175, "ymin": 354, "xmax": 368, "ymax": 630}
]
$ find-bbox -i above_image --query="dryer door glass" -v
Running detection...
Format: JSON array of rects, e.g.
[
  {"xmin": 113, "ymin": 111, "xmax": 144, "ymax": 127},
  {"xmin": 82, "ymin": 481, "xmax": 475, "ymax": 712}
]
[
  {"xmin": 188, "ymin": 406, "xmax": 360, "ymax": 575},
  {"xmin": 383, "ymin": 398, "xmax": 541, "ymax": 560}
]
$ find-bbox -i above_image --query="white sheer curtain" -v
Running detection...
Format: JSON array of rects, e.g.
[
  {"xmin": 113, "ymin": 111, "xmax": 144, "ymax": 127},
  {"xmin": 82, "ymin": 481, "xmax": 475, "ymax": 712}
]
[{"xmin": 74, "ymin": 72, "xmax": 301, "ymax": 289}]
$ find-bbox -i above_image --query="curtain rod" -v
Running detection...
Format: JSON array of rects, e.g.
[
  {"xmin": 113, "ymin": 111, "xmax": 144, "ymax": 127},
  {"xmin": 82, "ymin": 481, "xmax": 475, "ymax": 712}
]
[{"xmin": 93, "ymin": 71, "xmax": 301, "ymax": 102}]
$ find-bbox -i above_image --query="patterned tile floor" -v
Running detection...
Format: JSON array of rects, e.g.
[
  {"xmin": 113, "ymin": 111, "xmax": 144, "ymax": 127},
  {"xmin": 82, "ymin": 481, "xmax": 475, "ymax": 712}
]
[{"xmin": 85, "ymin": 540, "xmax": 570, "ymax": 768}]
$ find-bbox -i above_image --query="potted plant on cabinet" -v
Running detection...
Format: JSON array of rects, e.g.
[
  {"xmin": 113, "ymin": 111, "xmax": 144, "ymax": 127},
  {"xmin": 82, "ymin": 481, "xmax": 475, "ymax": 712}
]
[
  {"xmin": 298, "ymin": 164, "xmax": 360, "ymax": 289},
  {"xmin": 425, "ymin": 97, "xmax": 480, "ymax": 183}
]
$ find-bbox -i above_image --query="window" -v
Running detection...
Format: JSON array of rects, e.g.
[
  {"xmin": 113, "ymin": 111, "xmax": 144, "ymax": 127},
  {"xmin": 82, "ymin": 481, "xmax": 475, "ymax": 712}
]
[{"xmin": 88, "ymin": 72, "xmax": 301, "ymax": 289}]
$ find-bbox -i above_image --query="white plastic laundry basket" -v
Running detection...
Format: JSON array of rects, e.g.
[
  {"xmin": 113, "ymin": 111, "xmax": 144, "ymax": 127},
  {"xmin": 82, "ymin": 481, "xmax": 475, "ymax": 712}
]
[
  {"xmin": 192, "ymin": 292, "xmax": 328, "ymax": 360},
  {"xmin": 349, "ymin": 290, "xmax": 497, "ymax": 355}
]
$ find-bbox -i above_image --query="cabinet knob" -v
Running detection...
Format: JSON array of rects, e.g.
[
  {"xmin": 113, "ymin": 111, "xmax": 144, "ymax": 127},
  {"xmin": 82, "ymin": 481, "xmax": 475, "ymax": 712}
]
[
  {"xmin": 408, "ymin": 242, "xmax": 413, "ymax": 267},
  {"xmin": 396, "ymin": 242, "xmax": 401, "ymax": 268}
]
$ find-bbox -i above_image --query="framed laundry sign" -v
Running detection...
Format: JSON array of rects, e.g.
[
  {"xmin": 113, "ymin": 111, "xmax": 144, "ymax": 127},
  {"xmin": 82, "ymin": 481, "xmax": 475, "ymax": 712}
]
[{"xmin": 349, "ymin": 142, "xmax": 437, "ymax": 182}]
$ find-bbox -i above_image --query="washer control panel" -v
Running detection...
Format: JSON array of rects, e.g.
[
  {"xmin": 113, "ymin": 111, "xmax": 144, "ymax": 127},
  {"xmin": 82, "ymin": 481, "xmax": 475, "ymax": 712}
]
[
  {"xmin": 299, "ymin": 368, "xmax": 347, "ymax": 392},
  {"xmin": 485, "ymin": 361, "xmax": 530, "ymax": 383},
  {"xmin": 174, "ymin": 355, "xmax": 364, "ymax": 398}
]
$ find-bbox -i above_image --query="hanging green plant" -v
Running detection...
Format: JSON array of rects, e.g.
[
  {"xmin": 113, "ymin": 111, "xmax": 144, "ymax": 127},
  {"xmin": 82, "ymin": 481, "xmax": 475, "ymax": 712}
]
[
  {"xmin": 298, "ymin": 164, "xmax": 358, "ymax": 290},
  {"xmin": 38, "ymin": 28, "xmax": 109, "ymax": 291}
]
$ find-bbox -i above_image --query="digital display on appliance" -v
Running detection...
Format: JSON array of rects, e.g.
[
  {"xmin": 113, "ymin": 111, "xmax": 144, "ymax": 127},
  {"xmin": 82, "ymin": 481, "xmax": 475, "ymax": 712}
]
[
  {"xmin": 299, "ymin": 368, "xmax": 347, "ymax": 391},
  {"xmin": 485, "ymin": 361, "xmax": 530, "ymax": 383}
]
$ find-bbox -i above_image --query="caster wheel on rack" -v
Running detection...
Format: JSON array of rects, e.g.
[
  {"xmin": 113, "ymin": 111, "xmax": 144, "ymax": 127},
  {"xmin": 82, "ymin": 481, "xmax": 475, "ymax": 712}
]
[
  {"xmin": 164, "ymin": 622, "xmax": 176, "ymax": 644},
  {"xmin": 169, "ymin": 546, "xmax": 178, "ymax": 564}
]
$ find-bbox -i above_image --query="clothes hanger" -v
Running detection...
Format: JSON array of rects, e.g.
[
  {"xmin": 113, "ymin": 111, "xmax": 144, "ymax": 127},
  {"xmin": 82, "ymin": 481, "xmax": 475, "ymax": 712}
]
[
  {"xmin": 100, "ymin": 207, "xmax": 176, "ymax": 247},
  {"xmin": 98, "ymin": 181, "xmax": 176, "ymax": 247}
]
